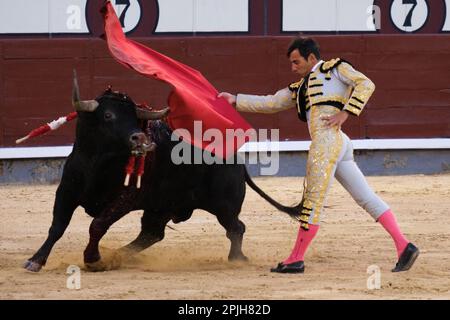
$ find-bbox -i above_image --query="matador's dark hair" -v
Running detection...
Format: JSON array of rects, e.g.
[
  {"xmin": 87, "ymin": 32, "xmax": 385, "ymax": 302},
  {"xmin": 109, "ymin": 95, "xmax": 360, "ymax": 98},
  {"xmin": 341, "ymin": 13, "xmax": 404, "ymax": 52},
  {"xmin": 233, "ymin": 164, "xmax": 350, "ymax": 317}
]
[{"xmin": 287, "ymin": 37, "xmax": 321, "ymax": 60}]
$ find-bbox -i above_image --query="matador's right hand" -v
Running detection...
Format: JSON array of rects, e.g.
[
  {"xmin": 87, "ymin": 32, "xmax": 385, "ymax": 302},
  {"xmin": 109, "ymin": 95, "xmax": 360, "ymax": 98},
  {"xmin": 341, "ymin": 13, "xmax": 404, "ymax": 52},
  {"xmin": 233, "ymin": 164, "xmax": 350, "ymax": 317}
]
[{"xmin": 218, "ymin": 92, "xmax": 237, "ymax": 107}]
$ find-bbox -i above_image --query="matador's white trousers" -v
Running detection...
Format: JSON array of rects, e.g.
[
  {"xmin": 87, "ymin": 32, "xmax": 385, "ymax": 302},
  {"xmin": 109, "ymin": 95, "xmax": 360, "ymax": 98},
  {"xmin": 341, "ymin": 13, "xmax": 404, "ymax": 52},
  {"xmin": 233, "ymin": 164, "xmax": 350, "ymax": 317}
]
[
  {"xmin": 299, "ymin": 107, "xmax": 389, "ymax": 228},
  {"xmin": 334, "ymin": 132, "xmax": 389, "ymax": 219}
]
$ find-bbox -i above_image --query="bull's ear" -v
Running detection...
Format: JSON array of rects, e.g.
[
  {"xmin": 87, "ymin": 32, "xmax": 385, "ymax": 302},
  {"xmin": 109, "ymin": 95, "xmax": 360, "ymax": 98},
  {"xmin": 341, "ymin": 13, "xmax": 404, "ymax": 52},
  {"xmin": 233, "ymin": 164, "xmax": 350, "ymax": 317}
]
[
  {"xmin": 72, "ymin": 69, "xmax": 99, "ymax": 112},
  {"xmin": 136, "ymin": 107, "xmax": 170, "ymax": 120}
]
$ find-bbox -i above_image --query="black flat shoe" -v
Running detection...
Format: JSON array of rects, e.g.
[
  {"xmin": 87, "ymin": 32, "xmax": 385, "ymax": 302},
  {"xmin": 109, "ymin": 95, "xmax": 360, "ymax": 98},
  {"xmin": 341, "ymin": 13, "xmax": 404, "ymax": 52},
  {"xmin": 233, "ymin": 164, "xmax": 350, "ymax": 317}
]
[
  {"xmin": 270, "ymin": 261, "xmax": 305, "ymax": 273},
  {"xmin": 392, "ymin": 243, "xmax": 419, "ymax": 272}
]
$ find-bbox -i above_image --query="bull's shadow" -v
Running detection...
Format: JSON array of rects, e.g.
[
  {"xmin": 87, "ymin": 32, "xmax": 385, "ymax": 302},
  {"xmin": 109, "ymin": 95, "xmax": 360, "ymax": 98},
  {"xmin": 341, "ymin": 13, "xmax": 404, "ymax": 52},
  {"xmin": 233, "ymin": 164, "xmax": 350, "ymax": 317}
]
[{"xmin": 24, "ymin": 73, "xmax": 300, "ymax": 272}]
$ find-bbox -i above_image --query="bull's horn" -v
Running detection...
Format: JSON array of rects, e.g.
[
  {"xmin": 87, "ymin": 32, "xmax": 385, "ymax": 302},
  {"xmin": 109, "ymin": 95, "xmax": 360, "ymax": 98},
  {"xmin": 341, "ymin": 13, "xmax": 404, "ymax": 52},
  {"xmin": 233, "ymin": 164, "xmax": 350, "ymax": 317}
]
[
  {"xmin": 72, "ymin": 69, "xmax": 99, "ymax": 112},
  {"xmin": 136, "ymin": 107, "xmax": 170, "ymax": 120}
]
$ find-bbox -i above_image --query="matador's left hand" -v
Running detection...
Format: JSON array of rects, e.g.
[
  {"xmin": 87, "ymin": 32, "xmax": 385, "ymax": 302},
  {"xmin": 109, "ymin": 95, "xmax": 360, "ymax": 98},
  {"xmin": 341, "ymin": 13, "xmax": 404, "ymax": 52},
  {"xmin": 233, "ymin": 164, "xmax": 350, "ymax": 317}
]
[{"xmin": 321, "ymin": 111, "xmax": 349, "ymax": 128}]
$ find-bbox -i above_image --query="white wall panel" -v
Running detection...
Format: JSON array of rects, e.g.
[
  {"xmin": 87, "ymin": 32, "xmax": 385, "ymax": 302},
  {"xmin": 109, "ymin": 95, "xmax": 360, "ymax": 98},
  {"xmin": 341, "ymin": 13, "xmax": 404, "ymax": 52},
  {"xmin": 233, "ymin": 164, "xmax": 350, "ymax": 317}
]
[
  {"xmin": 282, "ymin": 0, "xmax": 376, "ymax": 32},
  {"xmin": 0, "ymin": 0, "xmax": 89, "ymax": 34},
  {"xmin": 155, "ymin": 0, "xmax": 248, "ymax": 33},
  {"xmin": 443, "ymin": 0, "xmax": 450, "ymax": 31}
]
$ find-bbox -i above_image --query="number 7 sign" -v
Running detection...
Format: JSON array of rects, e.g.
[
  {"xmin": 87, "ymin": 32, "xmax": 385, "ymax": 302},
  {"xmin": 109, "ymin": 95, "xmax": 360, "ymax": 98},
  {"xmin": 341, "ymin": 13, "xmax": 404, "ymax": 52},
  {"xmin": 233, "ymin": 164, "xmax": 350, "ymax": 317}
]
[{"xmin": 390, "ymin": 0, "xmax": 429, "ymax": 32}]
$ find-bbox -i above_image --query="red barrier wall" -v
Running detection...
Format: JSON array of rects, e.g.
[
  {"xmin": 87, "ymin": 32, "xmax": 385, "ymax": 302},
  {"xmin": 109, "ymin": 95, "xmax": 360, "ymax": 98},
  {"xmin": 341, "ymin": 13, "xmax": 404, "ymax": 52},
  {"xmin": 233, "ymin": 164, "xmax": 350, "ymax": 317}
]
[{"xmin": 1, "ymin": 35, "xmax": 449, "ymax": 147}]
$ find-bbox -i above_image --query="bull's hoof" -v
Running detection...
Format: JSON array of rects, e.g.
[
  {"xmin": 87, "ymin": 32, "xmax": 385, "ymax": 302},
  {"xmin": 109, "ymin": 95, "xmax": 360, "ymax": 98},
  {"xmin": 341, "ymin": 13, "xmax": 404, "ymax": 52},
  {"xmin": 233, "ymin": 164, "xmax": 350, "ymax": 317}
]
[
  {"xmin": 84, "ymin": 260, "xmax": 108, "ymax": 272},
  {"xmin": 84, "ymin": 253, "xmax": 122, "ymax": 272},
  {"xmin": 23, "ymin": 260, "xmax": 43, "ymax": 272},
  {"xmin": 228, "ymin": 253, "xmax": 249, "ymax": 262}
]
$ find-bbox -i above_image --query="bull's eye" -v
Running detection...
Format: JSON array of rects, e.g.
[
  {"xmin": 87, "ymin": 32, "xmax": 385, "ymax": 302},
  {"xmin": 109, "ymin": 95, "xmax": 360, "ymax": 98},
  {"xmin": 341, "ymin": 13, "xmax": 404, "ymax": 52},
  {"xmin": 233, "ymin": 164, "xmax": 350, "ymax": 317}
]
[{"xmin": 104, "ymin": 112, "xmax": 114, "ymax": 121}]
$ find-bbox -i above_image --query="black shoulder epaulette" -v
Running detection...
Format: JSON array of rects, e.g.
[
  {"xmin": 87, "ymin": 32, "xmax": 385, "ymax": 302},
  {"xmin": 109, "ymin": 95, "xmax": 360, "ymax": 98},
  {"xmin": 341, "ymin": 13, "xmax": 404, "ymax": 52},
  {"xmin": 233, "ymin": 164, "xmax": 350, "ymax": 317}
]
[{"xmin": 288, "ymin": 79, "xmax": 304, "ymax": 92}]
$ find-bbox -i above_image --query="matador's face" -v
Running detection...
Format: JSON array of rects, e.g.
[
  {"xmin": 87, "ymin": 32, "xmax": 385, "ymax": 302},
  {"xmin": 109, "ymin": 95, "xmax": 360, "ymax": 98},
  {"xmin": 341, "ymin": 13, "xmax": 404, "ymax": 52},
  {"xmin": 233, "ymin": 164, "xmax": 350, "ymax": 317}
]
[{"xmin": 289, "ymin": 49, "xmax": 317, "ymax": 78}]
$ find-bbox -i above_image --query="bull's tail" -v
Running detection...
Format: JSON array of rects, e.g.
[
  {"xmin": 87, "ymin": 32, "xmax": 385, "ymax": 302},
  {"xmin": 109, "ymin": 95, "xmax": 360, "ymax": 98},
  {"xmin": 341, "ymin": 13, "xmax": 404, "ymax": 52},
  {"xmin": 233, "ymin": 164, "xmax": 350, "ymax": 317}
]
[{"xmin": 244, "ymin": 167, "xmax": 302, "ymax": 219}]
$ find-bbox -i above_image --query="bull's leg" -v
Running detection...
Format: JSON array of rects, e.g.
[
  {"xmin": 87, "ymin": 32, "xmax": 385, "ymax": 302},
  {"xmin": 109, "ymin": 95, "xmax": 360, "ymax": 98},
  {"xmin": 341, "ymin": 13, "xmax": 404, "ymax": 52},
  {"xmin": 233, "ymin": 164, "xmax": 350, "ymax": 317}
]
[
  {"xmin": 119, "ymin": 211, "xmax": 171, "ymax": 254},
  {"xmin": 216, "ymin": 213, "xmax": 248, "ymax": 262},
  {"xmin": 24, "ymin": 183, "xmax": 79, "ymax": 272},
  {"xmin": 207, "ymin": 165, "xmax": 248, "ymax": 262},
  {"xmin": 83, "ymin": 209, "xmax": 130, "ymax": 271}
]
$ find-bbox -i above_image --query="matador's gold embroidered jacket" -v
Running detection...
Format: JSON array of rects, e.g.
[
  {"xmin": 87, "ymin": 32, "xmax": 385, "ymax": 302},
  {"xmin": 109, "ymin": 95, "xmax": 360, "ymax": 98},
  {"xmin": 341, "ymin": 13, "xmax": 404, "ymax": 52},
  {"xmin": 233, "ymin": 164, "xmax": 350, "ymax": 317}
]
[
  {"xmin": 235, "ymin": 58, "xmax": 375, "ymax": 230},
  {"xmin": 236, "ymin": 58, "xmax": 375, "ymax": 120}
]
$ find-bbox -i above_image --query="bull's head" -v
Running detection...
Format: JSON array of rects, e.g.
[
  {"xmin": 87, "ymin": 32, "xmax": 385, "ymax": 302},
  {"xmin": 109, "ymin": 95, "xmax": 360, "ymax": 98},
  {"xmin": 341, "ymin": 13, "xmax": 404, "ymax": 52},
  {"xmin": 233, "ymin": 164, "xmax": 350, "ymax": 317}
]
[{"xmin": 72, "ymin": 70, "xmax": 169, "ymax": 156}]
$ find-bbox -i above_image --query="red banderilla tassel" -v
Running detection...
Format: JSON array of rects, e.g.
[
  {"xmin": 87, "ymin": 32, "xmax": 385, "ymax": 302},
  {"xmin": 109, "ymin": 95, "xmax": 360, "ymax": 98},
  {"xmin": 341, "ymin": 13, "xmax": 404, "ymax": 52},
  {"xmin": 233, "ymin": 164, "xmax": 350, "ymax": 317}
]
[
  {"xmin": 124, "ymin": 156, "xmax": 136, "ymax": 187},
  {"xmin": 124, "ymin": 155, "xmax": 146, "ymax": 188},
  {"xmin": 136, "ymin": 155, "xmax": 145, "ymax": 189}
]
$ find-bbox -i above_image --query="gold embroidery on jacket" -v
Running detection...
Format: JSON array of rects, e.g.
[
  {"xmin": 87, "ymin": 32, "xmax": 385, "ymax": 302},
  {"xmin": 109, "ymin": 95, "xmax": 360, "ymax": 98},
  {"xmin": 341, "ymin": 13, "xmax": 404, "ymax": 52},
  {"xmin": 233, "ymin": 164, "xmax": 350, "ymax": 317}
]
[
  {"xmin": 311, "ymin": 95, "xmax": 347, "ymax": 107},
  {"xmin": 308, "ymin": 78, "xmax": 324, "ymax": 87},
  {"xmin": 338, "ymin": 62, "xmax": 375, "ymax": 116},
  {"xmin": 307, "ymin": 88, "xmax": 324, "ymax": 96},
  {"xmin": 289, "ymin": 80, "xmax": 303, "ymax": 90},
  {"xmin": 239, "ymin": 99, "xmax": 249, "ymax": 108},
  {"xmin": 320, "ymin": 58, "xmax": 341, "ymax": 72},
  {"xmin": 304, "ymin": 105, "xmax": 343, "ymax": 225},
  {"xmin": 288, "ymin": 79, "xmax": 304, "ymax": 101}
]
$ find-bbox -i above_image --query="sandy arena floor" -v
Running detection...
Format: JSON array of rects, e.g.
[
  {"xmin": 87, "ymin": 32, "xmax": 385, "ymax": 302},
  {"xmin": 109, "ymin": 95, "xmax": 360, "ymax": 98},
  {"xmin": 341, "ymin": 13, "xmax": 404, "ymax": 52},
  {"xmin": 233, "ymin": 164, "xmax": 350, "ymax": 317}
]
[{"xmin": 0, "ymin": 174, "xmax": 449, "ymax": 300}]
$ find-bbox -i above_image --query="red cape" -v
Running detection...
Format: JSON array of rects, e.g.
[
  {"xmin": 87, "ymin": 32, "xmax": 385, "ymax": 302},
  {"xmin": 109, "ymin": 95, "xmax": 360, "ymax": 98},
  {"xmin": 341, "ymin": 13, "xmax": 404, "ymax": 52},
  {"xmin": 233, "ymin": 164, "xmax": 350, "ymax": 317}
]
[{"xmin": 102, "ymin": 1, "xmax": 253, "ymax": 159}]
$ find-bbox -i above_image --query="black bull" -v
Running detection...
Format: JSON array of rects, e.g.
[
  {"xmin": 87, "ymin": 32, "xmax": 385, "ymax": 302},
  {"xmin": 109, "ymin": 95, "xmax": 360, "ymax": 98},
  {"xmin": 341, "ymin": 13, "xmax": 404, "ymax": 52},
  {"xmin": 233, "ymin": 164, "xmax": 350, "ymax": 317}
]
[{"xmin": 24, "ymin": 76, "xmax": 300, "ymax": 272}]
